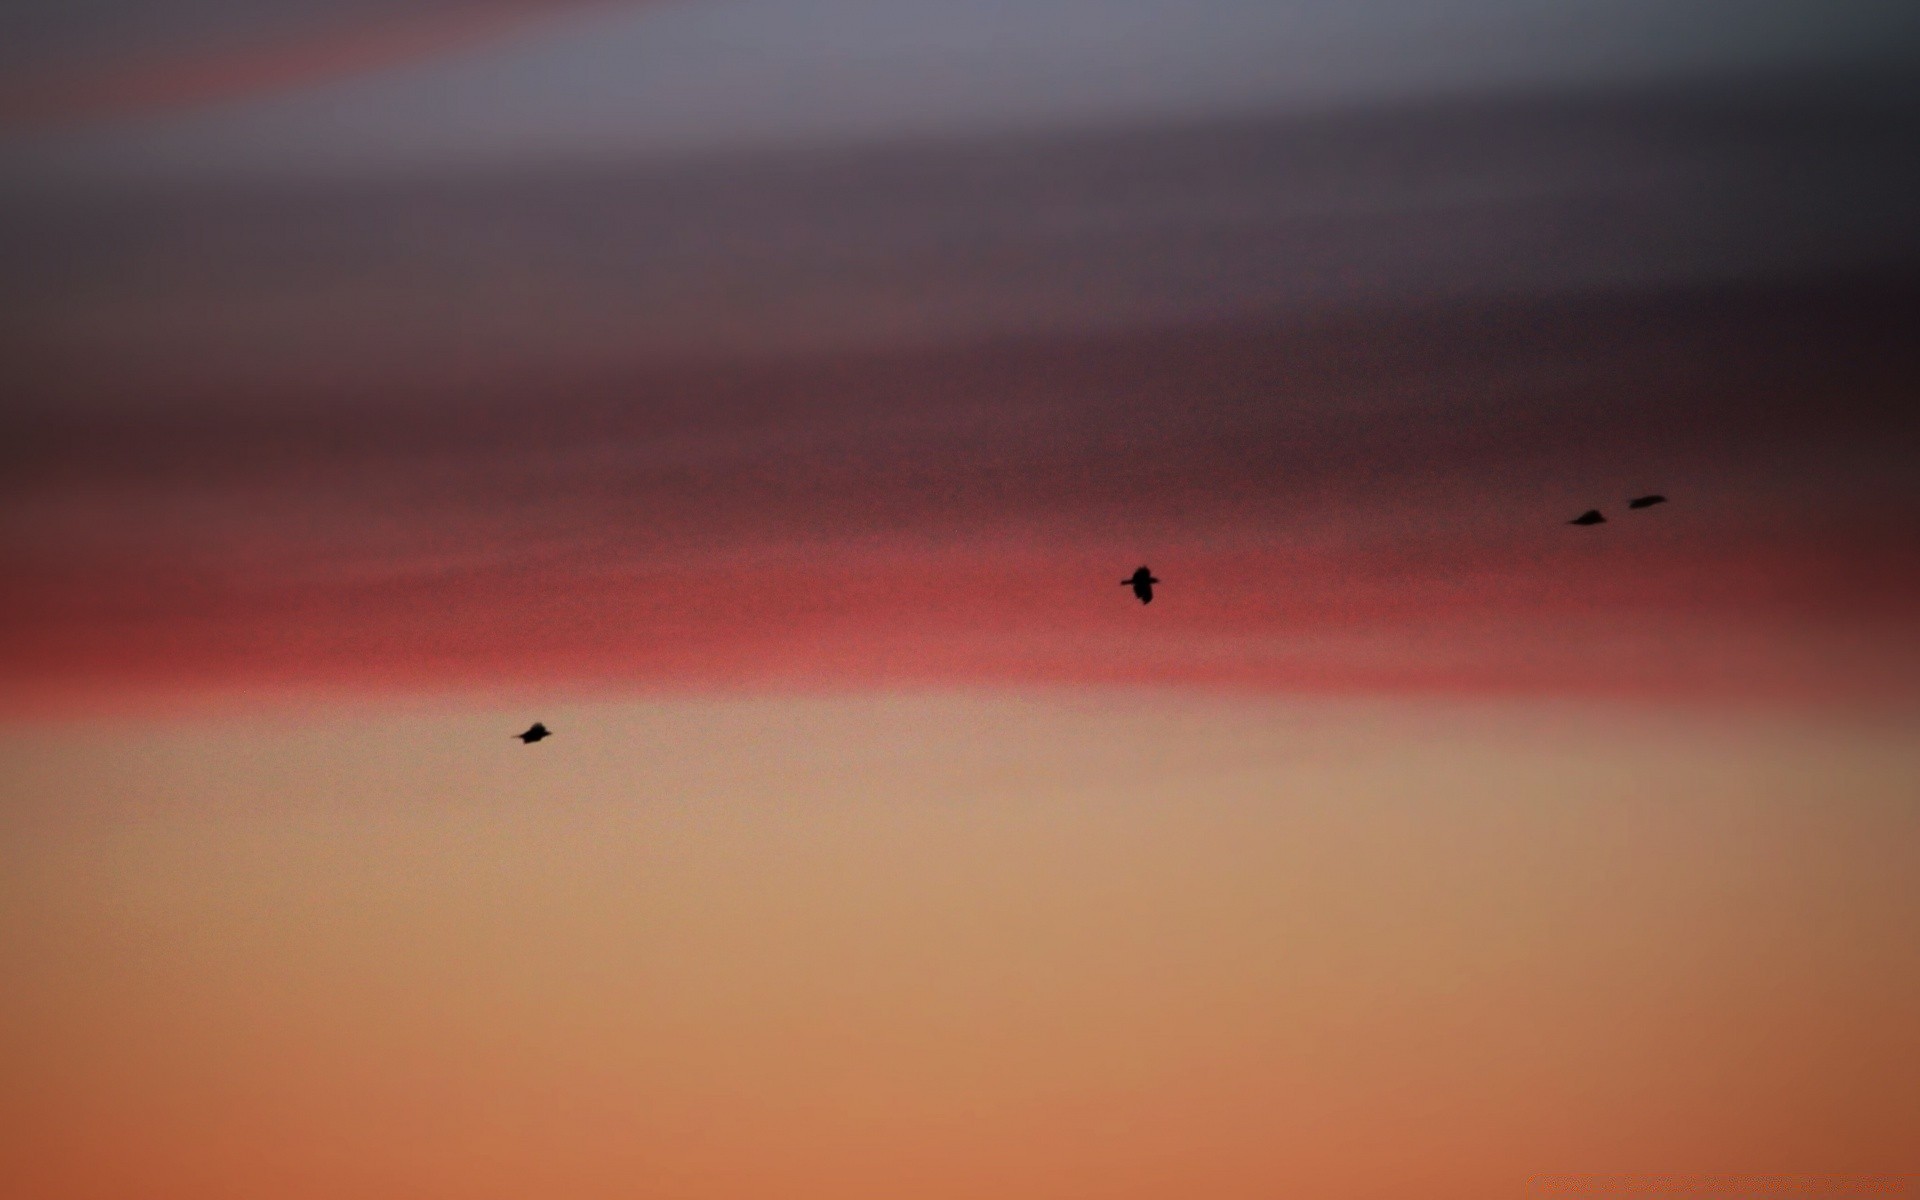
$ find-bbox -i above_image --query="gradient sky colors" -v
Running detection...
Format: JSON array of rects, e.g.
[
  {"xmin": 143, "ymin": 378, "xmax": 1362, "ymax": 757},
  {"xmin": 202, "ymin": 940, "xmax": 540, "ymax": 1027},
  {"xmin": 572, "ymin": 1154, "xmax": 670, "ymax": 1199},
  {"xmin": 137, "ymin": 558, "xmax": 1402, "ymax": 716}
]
[
  {"xmin": 5, "ymin": 696, "xmax": 1918, "ymax": 1198},
  {"xmin": 5, "ymin": 277, "xmax": 1918, "ymax": 705},
  {"xmin": 3, "ymin": 3, "xmax": 1919, "ymax": 1197}
]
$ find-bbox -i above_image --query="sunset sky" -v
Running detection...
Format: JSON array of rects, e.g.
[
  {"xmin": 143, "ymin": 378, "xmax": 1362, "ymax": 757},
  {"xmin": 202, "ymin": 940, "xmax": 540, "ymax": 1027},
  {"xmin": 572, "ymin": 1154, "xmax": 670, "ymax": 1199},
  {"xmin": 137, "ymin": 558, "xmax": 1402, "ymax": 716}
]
[{"xmin": 3, "ymin": 3, "xmax": 1918, "ymax": 1197}]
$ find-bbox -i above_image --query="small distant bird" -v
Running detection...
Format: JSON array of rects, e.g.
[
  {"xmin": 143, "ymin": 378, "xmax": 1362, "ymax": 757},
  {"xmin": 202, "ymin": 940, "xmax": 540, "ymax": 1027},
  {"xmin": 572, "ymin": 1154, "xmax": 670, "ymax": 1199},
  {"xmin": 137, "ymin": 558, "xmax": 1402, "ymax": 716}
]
[
  {"xmin": 1627, "ymin": 494, "xmax": 1667, "ymax": 509},
  {"xmin": 1123, "ymin": 566, "xmax": 1160, "ymax": 604},
  {"xmin": 1569, "ymin": 509, "xmax": 1606, "ymax": 526},
  {"xmin": 516, "ymin": 723, "xmax": 551, "ymax": 744}
]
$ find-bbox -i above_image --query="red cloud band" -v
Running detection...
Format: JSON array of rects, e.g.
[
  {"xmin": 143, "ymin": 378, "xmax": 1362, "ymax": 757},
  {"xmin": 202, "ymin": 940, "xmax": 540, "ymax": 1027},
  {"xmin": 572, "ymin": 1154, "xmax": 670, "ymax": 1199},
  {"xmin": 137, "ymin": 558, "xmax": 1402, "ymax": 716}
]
[{"xmin": 4, "ymin": 278, "xmax": 1917, "ymax": 709}]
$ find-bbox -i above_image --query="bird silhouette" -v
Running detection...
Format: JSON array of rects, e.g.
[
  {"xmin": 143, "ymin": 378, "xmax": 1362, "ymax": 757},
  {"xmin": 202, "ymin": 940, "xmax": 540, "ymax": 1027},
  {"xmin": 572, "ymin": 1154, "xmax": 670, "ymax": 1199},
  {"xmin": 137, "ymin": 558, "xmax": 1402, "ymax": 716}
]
[
  {"xmin": 1122, "ymin": 566, "xmax": 1160, "ymax": 604},
  {"xmin": 1628, "ymin": 494, "xmax": 1667, "ymax": 509},
  {"xmin": 1569, "ymin": 509, "xmax": 1606, "ymax": 526},
  {"xmin": 516, "ymin": 723, "xmax": 551, "ymax": 744}
]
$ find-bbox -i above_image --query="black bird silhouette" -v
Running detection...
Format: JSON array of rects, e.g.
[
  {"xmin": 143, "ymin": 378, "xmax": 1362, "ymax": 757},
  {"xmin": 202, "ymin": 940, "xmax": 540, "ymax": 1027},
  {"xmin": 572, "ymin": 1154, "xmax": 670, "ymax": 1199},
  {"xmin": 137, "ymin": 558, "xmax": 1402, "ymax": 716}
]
[
  {"xmin": 1628, "ymin": 494, "xmax": 1667, "ymax": 509},
  {"xmin": 1122, "ymin": 566, "xmax": 1160, "ymax": 604},
  {"xmin": 1569, "ymin": 509, "xmax": 1606, "ymax": 526},
  {"xmin": 516, "ymin": 723, "xmax": 551, "ymax": 744}
]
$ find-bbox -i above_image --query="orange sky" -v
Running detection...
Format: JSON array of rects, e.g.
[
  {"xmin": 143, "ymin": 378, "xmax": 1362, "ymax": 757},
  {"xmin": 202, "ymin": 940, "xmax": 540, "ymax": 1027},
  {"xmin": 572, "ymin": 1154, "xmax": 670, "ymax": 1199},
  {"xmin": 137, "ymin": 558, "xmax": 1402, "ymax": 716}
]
[{"xmin": 3, "ymin": 693, "xmax": 1916, "ymax": 1198}]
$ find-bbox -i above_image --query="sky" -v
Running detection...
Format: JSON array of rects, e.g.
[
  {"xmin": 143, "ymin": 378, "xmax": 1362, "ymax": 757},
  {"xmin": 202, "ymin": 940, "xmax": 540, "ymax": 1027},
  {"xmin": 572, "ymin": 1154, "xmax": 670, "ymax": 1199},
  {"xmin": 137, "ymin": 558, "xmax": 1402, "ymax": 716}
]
[
  {"xmin": 2, "ymin": 4, "xmax": 1919, "ymax": 1197},
  {"xmin": 3, "ymin": 0, "xmax": 1919, "ymax": 171}
]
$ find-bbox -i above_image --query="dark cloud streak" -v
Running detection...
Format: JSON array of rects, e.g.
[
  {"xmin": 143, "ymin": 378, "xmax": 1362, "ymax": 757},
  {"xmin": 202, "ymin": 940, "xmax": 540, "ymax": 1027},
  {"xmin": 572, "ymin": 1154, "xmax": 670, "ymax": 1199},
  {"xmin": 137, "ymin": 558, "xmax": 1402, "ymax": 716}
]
[{"xmin": 5, "ymin": 71, "xmax": 1916, "ymax": 397}]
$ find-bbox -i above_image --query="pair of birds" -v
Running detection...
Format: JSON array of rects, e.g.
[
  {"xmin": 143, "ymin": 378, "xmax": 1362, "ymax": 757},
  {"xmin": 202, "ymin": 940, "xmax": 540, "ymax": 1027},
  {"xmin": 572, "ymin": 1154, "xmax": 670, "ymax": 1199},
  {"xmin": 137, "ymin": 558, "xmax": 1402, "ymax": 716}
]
[{"xmin": 1571, "ymin": 494, "xmax": 1667, "ymax": 526}]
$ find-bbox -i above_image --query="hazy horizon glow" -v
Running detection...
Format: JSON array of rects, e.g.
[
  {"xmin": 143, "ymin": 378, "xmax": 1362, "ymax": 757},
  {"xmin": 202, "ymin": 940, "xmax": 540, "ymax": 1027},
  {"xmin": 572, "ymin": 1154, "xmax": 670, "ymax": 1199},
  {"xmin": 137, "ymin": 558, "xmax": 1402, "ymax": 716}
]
[{"xmin": 5, "ymin": 693, "xmax": 1918, "ymax": 1198}]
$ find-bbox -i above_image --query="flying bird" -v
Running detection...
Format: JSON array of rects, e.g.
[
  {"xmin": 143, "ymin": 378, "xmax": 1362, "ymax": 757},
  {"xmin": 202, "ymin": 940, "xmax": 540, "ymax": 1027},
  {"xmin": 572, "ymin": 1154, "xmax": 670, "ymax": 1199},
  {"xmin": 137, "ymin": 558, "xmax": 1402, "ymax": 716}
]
[
  {"xmin": 1628, "ymin": 494, "xmax": 1668, "ymax": 509},
  {"xmin": 1123, "ymin": 566, "xmax": 1160, "ymax": 604},
  {"xmin": 1569, "ymin": 509, "xmax": 1606, "ymax": 526},
  {"xmin": 515, "ymin": 723, "xmax": 551, "ymax": 744}
]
